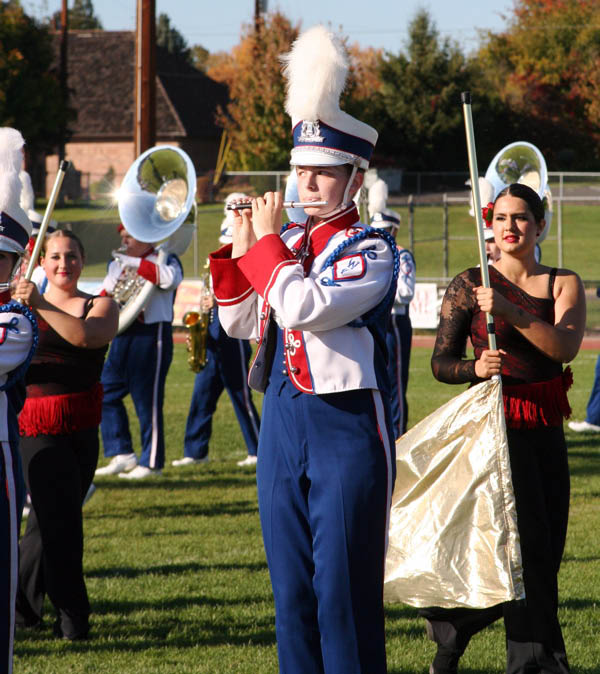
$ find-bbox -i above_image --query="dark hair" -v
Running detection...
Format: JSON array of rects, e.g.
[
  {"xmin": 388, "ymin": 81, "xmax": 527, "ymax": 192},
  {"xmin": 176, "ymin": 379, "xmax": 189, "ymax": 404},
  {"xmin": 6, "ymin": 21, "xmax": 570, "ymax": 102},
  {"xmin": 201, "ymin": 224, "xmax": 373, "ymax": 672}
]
[
  {"xmin": 494, "ymin": 183, "xmax": 545, "ymax": 223},
  {"xmin": 42, "ymin": 229, "xmax": 86, "ymax": 260}
]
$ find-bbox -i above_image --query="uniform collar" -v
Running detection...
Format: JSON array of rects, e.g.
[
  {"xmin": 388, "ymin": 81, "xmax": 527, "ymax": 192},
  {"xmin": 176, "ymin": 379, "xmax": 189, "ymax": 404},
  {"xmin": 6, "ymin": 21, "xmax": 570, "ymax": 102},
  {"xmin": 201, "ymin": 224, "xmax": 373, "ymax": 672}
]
[{"xmin": 305, "ymin": 205, "xmax": 360, "ymax": 257}]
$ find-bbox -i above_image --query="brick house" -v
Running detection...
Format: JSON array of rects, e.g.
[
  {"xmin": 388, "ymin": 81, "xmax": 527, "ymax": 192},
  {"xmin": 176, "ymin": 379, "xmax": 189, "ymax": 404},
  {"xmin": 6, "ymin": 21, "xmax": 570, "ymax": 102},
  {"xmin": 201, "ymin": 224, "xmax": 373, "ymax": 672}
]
[{"xmin": 43, "ymin": 30, "xmax": 228, "ymax": 200}]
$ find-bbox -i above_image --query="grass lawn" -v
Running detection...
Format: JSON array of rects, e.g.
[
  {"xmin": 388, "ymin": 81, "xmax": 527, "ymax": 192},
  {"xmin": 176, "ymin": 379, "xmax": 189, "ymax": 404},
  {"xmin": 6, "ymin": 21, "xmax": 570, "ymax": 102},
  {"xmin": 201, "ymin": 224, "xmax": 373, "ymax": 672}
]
[{"xmin": 13, "ymin": 344, "xmax": 600, "ymax": 673}]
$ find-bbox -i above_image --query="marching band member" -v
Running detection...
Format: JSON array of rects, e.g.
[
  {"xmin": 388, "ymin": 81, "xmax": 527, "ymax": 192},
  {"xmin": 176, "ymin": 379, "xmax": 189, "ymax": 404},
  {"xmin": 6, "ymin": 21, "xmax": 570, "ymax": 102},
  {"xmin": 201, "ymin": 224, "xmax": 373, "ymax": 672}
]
[
  {"xmin": 209, "ymin": 26, "xmax": 398, "ymax": 673},
  {"xmin": 95, "ymin": 225, "xmax": 183, "ymax": 479},
  {"xmin": 173, "ymin": 195, "xmax": 261, "ymax": 469},
  {"xmin": 0, "ymin": 128, "xmax": 37, "ymax": 673},
  {"xmin": 371, "ymin": 209, "xmax": 416, "ymax": 437},
  {"xmin": 423, "ymin": 183, "xmax": 585, "ymax": 674},
  {"xmin": 14, "ymin": 229, "xmax": 118, "ymax": 641}
]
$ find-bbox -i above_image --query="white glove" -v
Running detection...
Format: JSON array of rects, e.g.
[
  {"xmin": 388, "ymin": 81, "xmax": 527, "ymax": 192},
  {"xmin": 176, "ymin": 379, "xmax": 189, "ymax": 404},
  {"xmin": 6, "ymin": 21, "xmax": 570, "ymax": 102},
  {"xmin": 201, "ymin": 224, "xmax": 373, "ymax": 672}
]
[{"xmin": 114, "ymin": 253, "xmax": 142, "ymax": 270}]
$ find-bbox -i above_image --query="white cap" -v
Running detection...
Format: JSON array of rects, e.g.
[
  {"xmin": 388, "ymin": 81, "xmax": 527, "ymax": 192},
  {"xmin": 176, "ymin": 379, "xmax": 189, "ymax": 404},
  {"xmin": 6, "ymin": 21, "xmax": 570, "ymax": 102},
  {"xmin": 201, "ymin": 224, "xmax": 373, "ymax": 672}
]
[{"xmin": 282, "ymin": 26, "xmax": 378, "ymax": 169}]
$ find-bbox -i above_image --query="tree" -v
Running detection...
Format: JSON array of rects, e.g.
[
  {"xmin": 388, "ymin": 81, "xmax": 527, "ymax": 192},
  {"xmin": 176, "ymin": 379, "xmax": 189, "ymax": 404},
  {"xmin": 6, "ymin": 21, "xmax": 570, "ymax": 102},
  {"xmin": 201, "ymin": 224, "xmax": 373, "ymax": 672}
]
[
  {"xmin": 208, "ymin": 13, "xmax": 299, "ymax": 171},
  {"xmin": 190, "ymin": 44, "xmax": 210, "ymax": 72},
  {"xmin": 477, "ymin": 0, "xmax": 600, "ymax": 168},
  {"xmin": 375, "ymin": 10, "xmax": 479, "ymax": 170},
  {"xmin": 52, "ymin": 0, "xmax": 103, "ymax": 30},
  {"xmin": 0, "ymin": 3, "xmax": 72, "ymax": 154},
  {"xmin": 156, "ymin": 13, "xmax": 190, "ymax": 62}
]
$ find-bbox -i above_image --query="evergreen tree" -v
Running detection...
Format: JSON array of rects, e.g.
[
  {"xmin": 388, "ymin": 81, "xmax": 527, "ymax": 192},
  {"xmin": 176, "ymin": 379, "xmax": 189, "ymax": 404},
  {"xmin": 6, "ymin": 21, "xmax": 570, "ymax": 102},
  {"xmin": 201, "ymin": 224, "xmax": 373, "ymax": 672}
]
[
  {"xmin": 53, "ymin": 0, "xmax": 103, "ymax": 30},
  {"xmin": 156, "ymin": 13, "xmax": 189, "ymax": 62}
]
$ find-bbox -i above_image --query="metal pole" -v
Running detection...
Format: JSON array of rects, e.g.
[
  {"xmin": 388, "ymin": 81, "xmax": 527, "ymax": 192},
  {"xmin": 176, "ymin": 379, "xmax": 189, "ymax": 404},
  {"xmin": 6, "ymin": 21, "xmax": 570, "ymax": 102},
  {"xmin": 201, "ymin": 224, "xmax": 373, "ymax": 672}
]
[
  {"xmin": 408, "ymin": 194, "xmax": 414, "ymax": 252},
  {"xmin": 26, "ymin": 162, "xmax": 70, "ymax": 281},
  {"xmin": 461, "ymin": 91, "xmax": 496, "ymax": 350},
  {"xmin": 443, "ymin": 193, "xmax": 449, "ymax": 281},
  {"xmin": 558, "ymin": 198, "xmax": 563, "ymax": 268}
]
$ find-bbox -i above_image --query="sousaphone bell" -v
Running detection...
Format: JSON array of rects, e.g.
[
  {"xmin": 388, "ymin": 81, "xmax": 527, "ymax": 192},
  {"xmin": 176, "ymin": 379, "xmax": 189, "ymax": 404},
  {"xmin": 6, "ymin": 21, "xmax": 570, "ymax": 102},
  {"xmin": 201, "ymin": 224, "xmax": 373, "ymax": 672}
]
[{"xmin": 115, "ymin": 145, "xmax": 197, "ymax": 333}]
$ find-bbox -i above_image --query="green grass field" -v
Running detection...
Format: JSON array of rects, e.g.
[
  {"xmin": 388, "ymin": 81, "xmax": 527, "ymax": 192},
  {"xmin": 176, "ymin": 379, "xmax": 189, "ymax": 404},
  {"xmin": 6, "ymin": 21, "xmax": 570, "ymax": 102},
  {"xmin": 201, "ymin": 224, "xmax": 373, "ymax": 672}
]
[{"xmin": 13, "ymin": 344, "xmax": 600, "ymax": 673}]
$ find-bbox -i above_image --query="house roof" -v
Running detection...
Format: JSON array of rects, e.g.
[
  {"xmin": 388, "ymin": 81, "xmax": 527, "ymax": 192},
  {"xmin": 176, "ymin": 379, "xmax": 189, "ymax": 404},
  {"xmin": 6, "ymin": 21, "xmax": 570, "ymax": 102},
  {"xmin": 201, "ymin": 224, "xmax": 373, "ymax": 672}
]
[{"xmin": 56, "ymin": 30, "xmax": 227, "ymax": 141}]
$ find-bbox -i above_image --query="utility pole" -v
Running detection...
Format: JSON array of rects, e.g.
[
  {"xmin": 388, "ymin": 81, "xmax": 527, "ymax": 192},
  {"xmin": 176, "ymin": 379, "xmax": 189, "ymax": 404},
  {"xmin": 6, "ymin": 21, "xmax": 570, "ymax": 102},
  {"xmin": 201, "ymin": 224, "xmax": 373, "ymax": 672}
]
[
  {"xmin": 134, "ymin": 0, "xmax": 156, "ymax": 157},
  {"xmin": 58, "ymin": 0, "xmax": 69, "ymax": 202}
]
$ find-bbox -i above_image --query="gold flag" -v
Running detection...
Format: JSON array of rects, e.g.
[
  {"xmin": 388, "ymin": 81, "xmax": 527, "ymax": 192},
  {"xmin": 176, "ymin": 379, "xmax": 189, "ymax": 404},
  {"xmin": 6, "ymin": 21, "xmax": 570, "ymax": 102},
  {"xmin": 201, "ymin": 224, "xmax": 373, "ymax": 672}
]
[{"xmin": 384, "ymin": 377, "xmax": 524, "ymax": 609}]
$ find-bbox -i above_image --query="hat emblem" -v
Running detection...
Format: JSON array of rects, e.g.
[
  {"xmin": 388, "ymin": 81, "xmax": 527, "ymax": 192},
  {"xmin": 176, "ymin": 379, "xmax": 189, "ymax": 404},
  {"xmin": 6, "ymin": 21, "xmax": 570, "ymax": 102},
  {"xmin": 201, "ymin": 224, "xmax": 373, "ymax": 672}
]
[{"xmin": 298, "ymin": 120, "xmax": 324, "ymax": 143}]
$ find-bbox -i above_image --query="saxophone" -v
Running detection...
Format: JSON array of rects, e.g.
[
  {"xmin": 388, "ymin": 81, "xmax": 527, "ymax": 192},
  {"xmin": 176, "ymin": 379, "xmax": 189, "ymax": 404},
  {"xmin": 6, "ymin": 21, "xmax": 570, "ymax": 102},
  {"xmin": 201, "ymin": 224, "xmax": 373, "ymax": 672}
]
[{"xmin": 183, "ymin": 268, "xmax": 211, "ymax": 372}]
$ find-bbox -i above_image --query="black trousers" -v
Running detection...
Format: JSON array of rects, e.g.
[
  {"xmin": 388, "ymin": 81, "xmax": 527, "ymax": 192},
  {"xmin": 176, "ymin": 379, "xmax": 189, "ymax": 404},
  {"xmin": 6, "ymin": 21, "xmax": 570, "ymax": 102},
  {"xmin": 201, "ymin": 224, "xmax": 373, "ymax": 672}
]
[
  {"xmin": 16, "ymin": 427, "xmax": 98, "ymax": 639},
  {"xmin": 420, "ymin": 425, "xmax": 571, "ymax": 674}
]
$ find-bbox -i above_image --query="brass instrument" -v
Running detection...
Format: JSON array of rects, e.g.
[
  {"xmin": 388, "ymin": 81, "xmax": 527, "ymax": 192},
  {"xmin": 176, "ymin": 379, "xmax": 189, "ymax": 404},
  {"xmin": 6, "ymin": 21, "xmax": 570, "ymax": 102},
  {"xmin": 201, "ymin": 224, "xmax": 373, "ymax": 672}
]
[
  {"xmin": 183, "ymin": 266, "xmax": 211, "ymax": 372},
  {"xmin": 115, "ymin": 145, "xmax": 197, "ymax": 334},
  {"xmin": 484, "ymin": 141, "xmax": 552, "ymax": 242}
]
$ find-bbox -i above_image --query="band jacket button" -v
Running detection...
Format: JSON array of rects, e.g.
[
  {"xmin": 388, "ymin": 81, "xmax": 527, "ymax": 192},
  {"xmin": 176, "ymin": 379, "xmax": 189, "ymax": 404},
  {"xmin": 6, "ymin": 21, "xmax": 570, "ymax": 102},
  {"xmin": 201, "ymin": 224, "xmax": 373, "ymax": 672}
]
[
  {"xmin": 282, "ymin": 369, "xmax": 288, "ymax": 376},
  {"xmin": 260, "ymin": 312, "xmax": 266, "ymax": 320},
  {"xmin": 290, "ymin": 367, "xmax": 299, "ymax": 374}
]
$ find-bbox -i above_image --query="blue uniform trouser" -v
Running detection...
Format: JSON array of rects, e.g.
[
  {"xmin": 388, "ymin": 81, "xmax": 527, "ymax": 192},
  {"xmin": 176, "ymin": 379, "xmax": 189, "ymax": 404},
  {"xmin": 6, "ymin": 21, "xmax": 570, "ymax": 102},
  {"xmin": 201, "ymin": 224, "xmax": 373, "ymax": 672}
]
[
  {"xmin": 257, "ymin": 380, "xmax": 395, "ymax": 674},
  {"xmin": 1, "ymin": 440, "xmax": 24, "ymax": 674},
  {"xmin": 100, "ymin": 322, "xmax": 173, "ymax": 470},
  {"xmin": 585, "ymin": 354, "xmax": 600, "ymax": 425},
  {"xmin": 386, "ymin": 313, "xmax": 412, "ymax": 438},
  {"xmin": 184, "ymin": 338, "xmax": 260, "ymax": 459}
]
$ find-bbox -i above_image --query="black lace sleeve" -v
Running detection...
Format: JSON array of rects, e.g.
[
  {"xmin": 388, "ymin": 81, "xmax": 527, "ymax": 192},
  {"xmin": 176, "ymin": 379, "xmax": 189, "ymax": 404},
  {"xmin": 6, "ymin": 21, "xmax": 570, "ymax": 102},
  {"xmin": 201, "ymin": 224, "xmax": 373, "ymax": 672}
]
[{"xmin": 431, "ymin": 269, "xmax": 482, "ymax": 385}]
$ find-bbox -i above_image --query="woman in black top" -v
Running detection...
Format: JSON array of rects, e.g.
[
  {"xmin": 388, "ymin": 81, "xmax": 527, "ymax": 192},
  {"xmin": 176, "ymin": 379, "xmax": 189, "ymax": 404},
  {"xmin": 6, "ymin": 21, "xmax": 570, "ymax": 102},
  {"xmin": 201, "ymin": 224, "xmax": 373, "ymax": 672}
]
[
  {"xmin": 423, "ymin": 184, "xmax": 585, "ymax": 674},
  {"xmin": 14, "ymin": 230, "xmax": 118, "ymax": 640}
]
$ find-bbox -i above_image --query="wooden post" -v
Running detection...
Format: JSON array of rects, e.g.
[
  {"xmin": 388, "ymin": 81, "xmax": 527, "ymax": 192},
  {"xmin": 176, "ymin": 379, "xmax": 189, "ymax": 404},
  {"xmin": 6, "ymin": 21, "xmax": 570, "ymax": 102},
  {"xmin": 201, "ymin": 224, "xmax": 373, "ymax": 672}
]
[
  {"xmin": 57, "ymin": 0, "xmax": 69, "ymax": 203},
  {"xmin": 135, "ymin": 0, "xmax": 156, "ymax": 157}
]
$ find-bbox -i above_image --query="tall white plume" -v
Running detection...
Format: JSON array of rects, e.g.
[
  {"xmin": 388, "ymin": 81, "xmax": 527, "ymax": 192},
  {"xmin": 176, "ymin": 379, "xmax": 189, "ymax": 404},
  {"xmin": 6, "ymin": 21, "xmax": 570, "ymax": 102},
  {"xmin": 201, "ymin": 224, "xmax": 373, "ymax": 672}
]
[
  {"xmin": 281, "ymin": 25, "xmax": 348, "ymax": 122},
  {"xmin": 20, "ymin": 169, "xmax": 35, "ymax": 213},
  {"xmin": 0, "ymin": 127, "xmax": 25, "ymax": 216}
]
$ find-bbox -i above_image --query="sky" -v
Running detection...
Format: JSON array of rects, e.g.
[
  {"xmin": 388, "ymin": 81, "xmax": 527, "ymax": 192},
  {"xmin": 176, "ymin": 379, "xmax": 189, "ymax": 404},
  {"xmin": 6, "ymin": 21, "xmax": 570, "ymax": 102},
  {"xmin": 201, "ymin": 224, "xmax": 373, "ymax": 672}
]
[{"xmin": 22, "ymin": 0, "xmax": 516, "ymax": 54}]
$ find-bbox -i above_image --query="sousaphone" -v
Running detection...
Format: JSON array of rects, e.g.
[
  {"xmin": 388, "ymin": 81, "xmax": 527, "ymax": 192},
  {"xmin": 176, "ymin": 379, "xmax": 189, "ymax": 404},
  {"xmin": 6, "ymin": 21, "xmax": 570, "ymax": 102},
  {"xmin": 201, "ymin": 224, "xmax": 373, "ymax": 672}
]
[
  {"xmin": 115, "ymin": 145, "xmax": 197, "ymax": 333},
  {"xmin": 483, "ymin": 141, "xmax": 552, "ymax": 242}
]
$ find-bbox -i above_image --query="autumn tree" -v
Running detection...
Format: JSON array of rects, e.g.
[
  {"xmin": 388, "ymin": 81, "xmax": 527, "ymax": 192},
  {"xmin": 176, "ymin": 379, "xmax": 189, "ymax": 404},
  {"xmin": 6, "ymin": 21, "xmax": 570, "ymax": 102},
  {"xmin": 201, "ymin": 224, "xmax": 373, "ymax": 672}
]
[
  {"xmin": 0, "ymin": 2, "xmax": 71, "ymax": 154},
  {"xmin": 477, "ymin": 0, "xmax": 600, "ymax": 167},
  {"xmin": 208, "ymin": 12, "xmax": 299, "ymax": 171}
]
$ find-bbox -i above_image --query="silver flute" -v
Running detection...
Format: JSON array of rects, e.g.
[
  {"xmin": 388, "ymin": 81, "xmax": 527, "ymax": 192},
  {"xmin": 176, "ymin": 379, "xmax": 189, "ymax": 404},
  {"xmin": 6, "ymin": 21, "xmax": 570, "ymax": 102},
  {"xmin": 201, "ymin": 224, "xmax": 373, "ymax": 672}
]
[{"xmin": 226, "ymin": 200, "xmax": 328, "ymax": 211}]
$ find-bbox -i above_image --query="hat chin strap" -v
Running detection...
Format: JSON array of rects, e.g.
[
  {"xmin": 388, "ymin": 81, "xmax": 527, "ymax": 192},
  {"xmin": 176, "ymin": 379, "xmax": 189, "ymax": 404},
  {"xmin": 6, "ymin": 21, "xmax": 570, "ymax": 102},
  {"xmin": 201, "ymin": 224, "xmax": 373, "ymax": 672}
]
[{"xmin": 341, "ymin": 165, "xmax": 358, "ymax": 209}]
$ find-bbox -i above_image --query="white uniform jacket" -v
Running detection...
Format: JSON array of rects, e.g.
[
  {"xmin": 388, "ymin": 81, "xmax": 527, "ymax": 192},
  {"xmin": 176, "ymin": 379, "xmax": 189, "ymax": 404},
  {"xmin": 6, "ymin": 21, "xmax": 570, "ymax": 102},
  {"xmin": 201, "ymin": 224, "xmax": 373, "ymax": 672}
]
[
  {"xmin": 102, "ymin": 249, "xmax": 183, "ymax": 324},
  {"xmin": 210, "ymin": 205, "xmax": 396, "ymax": 395},
  {"xmin": 0, "ymin": 300, "xmax": 36, "ymax": 441},
  {"xmin": 393, "ymin": 248, "xmax": 416, "ymax": 316}
]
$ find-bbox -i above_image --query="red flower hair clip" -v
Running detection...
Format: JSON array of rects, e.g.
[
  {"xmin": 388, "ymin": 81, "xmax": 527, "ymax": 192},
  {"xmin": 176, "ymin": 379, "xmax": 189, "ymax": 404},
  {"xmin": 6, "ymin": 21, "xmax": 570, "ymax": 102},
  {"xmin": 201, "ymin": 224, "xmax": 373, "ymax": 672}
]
[{"xmin": 482, "ymin": 202, "xmax": 494, "ymax": 225}]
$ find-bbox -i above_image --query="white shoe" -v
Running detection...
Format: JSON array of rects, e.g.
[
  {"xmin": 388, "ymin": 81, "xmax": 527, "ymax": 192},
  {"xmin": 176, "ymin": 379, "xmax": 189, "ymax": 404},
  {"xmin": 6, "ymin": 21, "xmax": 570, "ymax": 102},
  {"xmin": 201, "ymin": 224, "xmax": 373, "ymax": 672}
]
[
  {"xmin": 95, "ymin": 453, "xmax": 137, "ymax": 476},
  {"xmin": 83, "ymin": 483, "xmax": 96, "ymax": 506},
  {"xmin": 118, "ymin": 465, "xmax": 162, "ymax": 480},
  {"xmin": 171, "ymin": 456, "xmax": 209, "ymax": 466},
  {"xmin": 237, "ymin": 455, "xmax": 258, "ymax": 467},
  {"xmin": 568, "ymin": 420, "xmax": 600, "ymax": 433}
]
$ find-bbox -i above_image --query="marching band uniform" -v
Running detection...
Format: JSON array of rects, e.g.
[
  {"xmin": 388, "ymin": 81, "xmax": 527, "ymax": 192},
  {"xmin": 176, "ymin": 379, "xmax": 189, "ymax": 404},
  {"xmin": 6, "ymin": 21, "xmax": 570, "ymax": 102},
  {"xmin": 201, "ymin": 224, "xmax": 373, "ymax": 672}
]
[
  {"xmin": 0, "ymin": 128, "xmax": 36, "ymax": 674},
  {"xmin": 174, "ymin": 204, "xmax": 261, "ymax": 468},
  {"xmin": 97, "ymin": 235, "xmax": 183, "ymax": 478},
  {"xmin": 176, "ymin": 306, "xmax": 260, "ymax": 466},
  {"xmin": 210, "ymin": 26, "xmax": 397, "ymax": 673},
  {"xmin": 371, "ymin": 210, "xmax": 415, "ymax": 437}
]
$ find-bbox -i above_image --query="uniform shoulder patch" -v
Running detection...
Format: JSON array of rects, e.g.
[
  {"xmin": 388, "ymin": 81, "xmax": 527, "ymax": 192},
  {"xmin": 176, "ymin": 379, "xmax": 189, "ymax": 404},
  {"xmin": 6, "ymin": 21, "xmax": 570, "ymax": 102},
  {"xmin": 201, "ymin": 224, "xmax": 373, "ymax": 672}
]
[{"xmin": 333, "ymin": 253, "xmax": 366, "ymax": 281}]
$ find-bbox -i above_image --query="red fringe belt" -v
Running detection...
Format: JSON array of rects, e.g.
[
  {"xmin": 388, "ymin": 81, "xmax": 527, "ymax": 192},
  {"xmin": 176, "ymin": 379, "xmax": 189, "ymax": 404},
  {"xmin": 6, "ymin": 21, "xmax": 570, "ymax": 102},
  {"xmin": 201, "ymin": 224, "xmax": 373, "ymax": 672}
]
[
  {"xmin": 19, "ymin": 381, "xmax": 103, "ymax": 437},
  {"xmin": 503, "ymin": 367, "xmax": 573, "ymax": 429}
]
